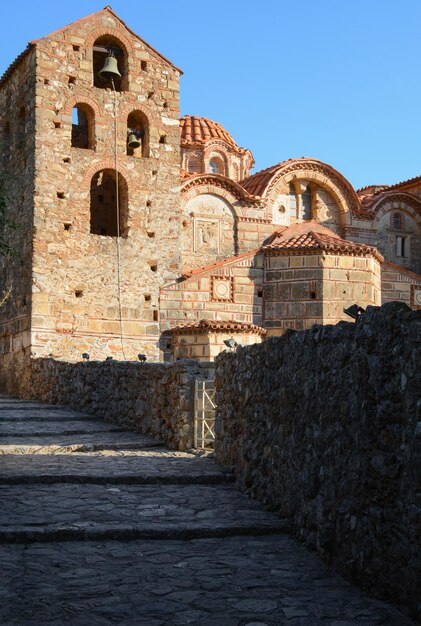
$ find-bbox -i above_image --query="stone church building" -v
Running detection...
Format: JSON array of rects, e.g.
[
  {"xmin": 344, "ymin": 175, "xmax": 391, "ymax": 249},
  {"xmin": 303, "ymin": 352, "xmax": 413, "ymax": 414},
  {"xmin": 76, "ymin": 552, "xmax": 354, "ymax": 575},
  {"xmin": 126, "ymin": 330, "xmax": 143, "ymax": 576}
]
[{"xmin": 0, "ymin": 6, "xmax": 420, "ymax": 390}]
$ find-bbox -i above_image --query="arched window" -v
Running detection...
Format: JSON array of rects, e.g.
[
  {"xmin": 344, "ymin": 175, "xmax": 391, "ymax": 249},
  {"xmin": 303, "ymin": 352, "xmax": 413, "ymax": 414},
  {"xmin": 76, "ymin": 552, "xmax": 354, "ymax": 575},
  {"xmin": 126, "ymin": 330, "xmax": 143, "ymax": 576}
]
[
  {"xmin": 93, "ymin": 36, "xmax": 128, "ymax": 92},
  {"xmin": 71, "ymin": 104, "xmax": 95, "ymax": 149},
  {"xmin": 2, "ymin": 122, "xmax": 11, "ymax": 159},
  {"xmin": 127, "ymin": 111, "xmax": 149, "ymax": 158},
  {"xmin": 232, "ymin": 163, "xmax": 239, "ymax": 181},
  {"xmin": 302, "ymin": 185, "xmax": 312, "ymax": 220},
  {"xmin": 288, "ymin": 183, "xmax": 297, "ymax": 218},
  {"xmin": 391, "ymin": 212, "xmax": 404, "ymax": 230},
  {"xmin": 395, "ymin": 235, "xmax": 408, "ymax": 258},
  {"xmin": 90, "ymin": 169, "xmax": 128, "ymax": 237},
  {"xmin": 208, "ymin": 157, "xmax": 225, "ymax": 175},
  {"xmin": 187, "ymin": 156, "xmax": 201, "ymax": 174},
  {"xmin": 17, "ymin": 107, "xmax": 25, "ymax": 147}
]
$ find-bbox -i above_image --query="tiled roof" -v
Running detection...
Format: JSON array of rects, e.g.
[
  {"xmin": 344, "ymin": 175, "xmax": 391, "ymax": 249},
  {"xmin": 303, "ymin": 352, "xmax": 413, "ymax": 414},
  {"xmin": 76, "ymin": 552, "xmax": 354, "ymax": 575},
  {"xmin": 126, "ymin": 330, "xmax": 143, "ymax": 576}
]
[
  {"xmin": 180, "ymin": 115, "xmax": 246, "ymax": 152},
  {"xmin": 240, "ymin": 160, "xmax": 295, "ymax": 196},
  {"xmin": 264, "ymin": 221, "xmax": 384, "ymax": 261},
  {"xmin": 181, "ymin": 249, "xmax": 260, "ymax": 279},
  {"xmin": 383, "ymin": 174, "xmax": 421, "ymax": 191},
  {"xmin": 170, "ymin": 319, "xmax": 266, "ymax": 335},
  {"xmin": 382, "ymin": 261, "xmax": 421, "ymax": 281}
]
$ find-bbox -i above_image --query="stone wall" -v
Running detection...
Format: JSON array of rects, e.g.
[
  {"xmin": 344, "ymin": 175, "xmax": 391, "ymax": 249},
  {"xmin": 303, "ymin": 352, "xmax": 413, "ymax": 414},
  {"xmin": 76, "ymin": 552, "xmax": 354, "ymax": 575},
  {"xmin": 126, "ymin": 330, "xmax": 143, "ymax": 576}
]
[
  {"xmin": 0, "ymin": 46, "xmax": 37, "ymax": 396},
  {"xmin": 31, "ymin": 358, "xmax": 214, "ymax": 450},
  {"xmin": 214, "ymin": 302, "xmax": 420, "ymax": 619},
  {"xmin": 264, "ymin": 252, "xmax": 382, "ymax": 335},
  {"xmin": 30, "ymin": 8, "xmax": 182, "ymax": 362},
  {"xmin": 160, "ymin": 251, "xmax": 264, "ymax": 332}
]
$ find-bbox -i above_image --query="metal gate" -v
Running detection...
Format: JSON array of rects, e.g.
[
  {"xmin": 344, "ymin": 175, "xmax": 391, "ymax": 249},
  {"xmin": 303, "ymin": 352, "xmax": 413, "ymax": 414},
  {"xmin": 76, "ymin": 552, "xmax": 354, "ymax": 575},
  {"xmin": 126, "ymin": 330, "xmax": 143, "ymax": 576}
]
[{"xmin": 194, "ymin": 379, "xmax": 216, "ymax": 449}]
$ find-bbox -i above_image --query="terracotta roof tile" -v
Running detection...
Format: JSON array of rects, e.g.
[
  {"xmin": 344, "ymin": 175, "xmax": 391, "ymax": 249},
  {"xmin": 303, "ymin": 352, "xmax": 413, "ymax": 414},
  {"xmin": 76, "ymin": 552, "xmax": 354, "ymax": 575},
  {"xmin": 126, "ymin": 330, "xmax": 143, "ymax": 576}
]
[
  {"xmin": 181, "ymin": 249, "xmax": 260, "ymax": 279},
  {"xmin": 240, "ymin": 161, "xmax": 294, "ymax": 196},
  {"xmin": 170, "ymin": 319, "xmax": 266, "ymax": 335},
  {"xmin": 264, "ymin": 221, "xmax": 384, "ymax": 262},
  {"xmin": 382, "ymin": 261, "xmax": 421, "ymax": 281},
  {"xmin": 180, "ymin": 115, "xmax": 247, "ymax": 153}
]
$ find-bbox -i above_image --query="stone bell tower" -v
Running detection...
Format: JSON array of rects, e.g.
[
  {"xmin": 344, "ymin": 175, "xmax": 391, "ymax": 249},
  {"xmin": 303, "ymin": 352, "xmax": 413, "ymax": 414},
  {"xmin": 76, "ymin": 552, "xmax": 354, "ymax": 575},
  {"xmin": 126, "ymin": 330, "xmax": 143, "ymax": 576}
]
[{"xmin": 0, "ymin": 6, "xmax": 183, "ymax": 393}]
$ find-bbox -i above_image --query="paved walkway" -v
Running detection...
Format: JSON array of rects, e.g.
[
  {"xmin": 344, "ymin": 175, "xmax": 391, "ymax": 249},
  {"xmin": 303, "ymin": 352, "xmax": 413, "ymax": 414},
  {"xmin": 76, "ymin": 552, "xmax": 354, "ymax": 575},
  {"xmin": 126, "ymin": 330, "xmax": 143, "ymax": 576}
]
[{"xmin": 0, "ymin": 396, "xmax": 415, "ymax": 625}]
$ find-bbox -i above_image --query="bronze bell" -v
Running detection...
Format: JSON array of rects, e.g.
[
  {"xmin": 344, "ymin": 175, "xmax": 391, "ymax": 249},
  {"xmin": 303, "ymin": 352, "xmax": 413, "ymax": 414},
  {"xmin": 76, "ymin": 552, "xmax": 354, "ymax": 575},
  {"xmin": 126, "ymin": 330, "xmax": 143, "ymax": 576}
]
[
  {"xmin": 99, "ymin": 53, "xmax": 121, "ymax": 81},
  {"xmin": 127, "ymin": 133, "xmax": 141, "ymax": 149}
]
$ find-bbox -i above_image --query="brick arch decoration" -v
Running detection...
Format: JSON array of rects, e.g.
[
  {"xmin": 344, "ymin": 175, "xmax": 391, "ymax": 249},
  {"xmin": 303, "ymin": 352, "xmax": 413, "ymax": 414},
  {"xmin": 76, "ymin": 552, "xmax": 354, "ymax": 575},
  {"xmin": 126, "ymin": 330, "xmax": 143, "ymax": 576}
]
[
  {"xmin": 85, "ymin": 27, "xmax": 135, "ymax": 59},
  {"xmin": 119, "ymin": 102, "xmax": 157, "ymax": 126},
  {"xmin": 268, "ymin": 161, "xmax": 361, "ymax": 226},
  {"xmin": 371, "ymin": 192, "xmax": 421, "ymax": 230},
  {"xmin": 63, "ymin": 95, "xmax": 101, "ymax": 118},
  {"xmin": 182, "ymin": 175, "xmax": 262, "ymax": 219},
  {"xmin": 206, "ymin": 149, "xmax": 229, "ymax": 174},
  {"xmin": 79, "ymin": 160, "xmax": 132, "ymax": 191}
]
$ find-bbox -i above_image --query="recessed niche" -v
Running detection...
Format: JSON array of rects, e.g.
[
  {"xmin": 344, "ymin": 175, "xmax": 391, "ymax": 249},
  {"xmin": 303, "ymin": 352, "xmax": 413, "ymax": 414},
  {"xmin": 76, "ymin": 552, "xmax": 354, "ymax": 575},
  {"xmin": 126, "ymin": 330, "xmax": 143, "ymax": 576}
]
[
  {"xmin": 147, "ymin": 231, "xmax": 155, "ymax": 238},
  {"xmin": 63, "ymin": 157, "xmax": 71, "ymax": 163},
  {"xmin": 159, "ymin": 135, "xmax": 167, "ymax": 144},
  {"xmin": 310, "ymin": 291, "xmax": 316, "ymax": 299},
  {"xmin": 146, "ymin": 200, "xmax": 152, "ymax": 207},
  {"xmin": 57, "ymin": 192, "xmax": 65, "ymax": 199},
  {"xmin": 75, "ymin": 290, "xmax": 83, "ymax": 298},
  {"xmin": 163, "ymin": 101, "xmax": 168, "ymax": 109},
  {"xmin": 68, "ymin": 76, "xmax": 76, "ymax": 85},
  {"xmin": 153, "ymin": 310, "xmax": 158, "ymax": 321},
  {"xmin": 147, "ymin": 91, "xmax": 154, "ymax": 99},
  {"xmin": 257, "ymin": 289, "xmax": 263, "ymax": 298},
  {"xmin": 141, "ymin": 60, "xmax": 147, "ymax": 71},
  {"xmin": 54, "ymin": 121, "xmax": 61, "ymax": 129},
  {"xmin": 44, "ymin": 78, "xmax": 50, "ymax": 85},
  {"xmin": 152, "ymin": 170, "xmax": 158, "ymax": 177},
  {"xmin": 72, "ymin": 45, "xmax": 80, "ymax": 52},
  {"xmin": 144, "ymin": 294, "xmax": 151, "ymax": 302},
  {"xmin": 64, "ymin": 223, "xmax": 72, "ymax": 231},
  {"xmin": 149, "ymin": 262, "xmax": 157, "ymax": 272}
]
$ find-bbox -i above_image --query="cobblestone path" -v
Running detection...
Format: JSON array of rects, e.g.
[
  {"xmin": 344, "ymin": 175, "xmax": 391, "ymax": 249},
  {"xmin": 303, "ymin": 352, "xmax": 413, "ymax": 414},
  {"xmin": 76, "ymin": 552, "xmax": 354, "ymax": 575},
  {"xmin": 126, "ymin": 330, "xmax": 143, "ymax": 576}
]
[{"xmin": 0, "ymin": 396, "xmax": 415, "ymax": 625}]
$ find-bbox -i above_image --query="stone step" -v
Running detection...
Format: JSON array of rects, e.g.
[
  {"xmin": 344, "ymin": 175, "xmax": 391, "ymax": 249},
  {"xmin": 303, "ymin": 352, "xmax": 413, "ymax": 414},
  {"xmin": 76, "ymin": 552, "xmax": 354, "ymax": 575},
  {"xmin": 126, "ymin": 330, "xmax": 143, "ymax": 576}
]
[
  {"xmin": 0, "ymin": 432, "xmax": 164, "ymax": 455},
  {"xmin": 0, "ymin": 536, "xmax": 414, "ymax": 626},
  {"xmin": 0, "ymin": 410, "xmax": 96, "ymax": 422},
  {"xmin": 0, "ymin": 450, "xmax": 233, "ymax": 485},
  {"xmin": 0, "ymin": 483, "xmax": 287, "ymax": 543},
  {"xmin": 0, "ymin": 420, "xmax": 126, "ymax": 437}
]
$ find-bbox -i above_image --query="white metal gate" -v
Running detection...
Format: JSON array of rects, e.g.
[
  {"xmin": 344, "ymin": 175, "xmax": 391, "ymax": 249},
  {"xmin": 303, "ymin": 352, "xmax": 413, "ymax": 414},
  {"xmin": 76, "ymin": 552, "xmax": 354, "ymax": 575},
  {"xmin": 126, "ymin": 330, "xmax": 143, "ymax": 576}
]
[{"xmin": 194, "ymin": 379, "xmax": 216, "ymax": 449}]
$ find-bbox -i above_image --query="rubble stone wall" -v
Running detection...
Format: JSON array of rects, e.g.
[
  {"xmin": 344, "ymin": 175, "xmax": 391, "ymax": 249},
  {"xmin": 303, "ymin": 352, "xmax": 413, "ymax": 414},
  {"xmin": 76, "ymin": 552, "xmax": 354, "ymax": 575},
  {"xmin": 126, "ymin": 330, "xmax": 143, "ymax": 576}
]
[
  {"xmin": 214, "ymin": 302, "xmax": 420, "ymax": 618},
  {"xmin": 0, "ymin": 47, "xmax": 37, "ymax": 396},
  {"xmin": 31, "ymin": 358, "xmax": 214, "ymax": 450}
]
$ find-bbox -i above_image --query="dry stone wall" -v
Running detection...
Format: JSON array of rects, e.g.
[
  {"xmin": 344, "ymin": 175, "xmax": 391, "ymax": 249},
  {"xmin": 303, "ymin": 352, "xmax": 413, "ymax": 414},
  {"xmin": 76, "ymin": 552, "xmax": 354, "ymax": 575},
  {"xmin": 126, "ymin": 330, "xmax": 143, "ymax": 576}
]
[
  {"xmin": 31, "ymin": 358, "xmax": 214, "ymax": 450},
  {"xmin": 214, "ymin": 302, "xmax": 421, "ymax": 619}
]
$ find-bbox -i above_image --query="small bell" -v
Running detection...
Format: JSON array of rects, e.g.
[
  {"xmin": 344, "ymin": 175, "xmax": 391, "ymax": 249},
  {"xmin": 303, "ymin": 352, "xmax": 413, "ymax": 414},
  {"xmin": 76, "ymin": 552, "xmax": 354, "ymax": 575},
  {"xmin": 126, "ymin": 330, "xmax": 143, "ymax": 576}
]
[
  {"xmin": 127, "ymin": 132, "xmax": 141, "ymax": 149},
  {"xmin": 99, "ymin": 52, "xmax": 121, "ymax": 81}
]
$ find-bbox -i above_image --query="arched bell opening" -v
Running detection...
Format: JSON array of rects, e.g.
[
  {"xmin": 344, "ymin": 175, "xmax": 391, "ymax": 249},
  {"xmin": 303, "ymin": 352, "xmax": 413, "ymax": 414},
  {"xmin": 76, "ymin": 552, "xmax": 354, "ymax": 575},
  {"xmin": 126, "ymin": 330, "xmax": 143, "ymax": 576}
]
[
  {"xmin": 127, "ymin": 111, "xmax": 149, "ymax": 158},
  {"xmin": 93, "ymin": 35, "xmax": 128, "ymax": 91},
  {"xmin": 90, "ymin": 169, "xmax": 129, "ymax": 237},
  {"xmin": 71, "ymin": 104, "xmax": 95, "ymax": 150}
]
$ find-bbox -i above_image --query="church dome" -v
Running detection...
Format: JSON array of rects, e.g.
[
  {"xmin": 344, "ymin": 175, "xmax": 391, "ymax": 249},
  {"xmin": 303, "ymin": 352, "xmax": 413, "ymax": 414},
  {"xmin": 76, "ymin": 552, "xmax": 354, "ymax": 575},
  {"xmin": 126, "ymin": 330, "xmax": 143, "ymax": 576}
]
[{"xmin": 180, "ymin": 115, "xmax": 244, "ymax": 152}]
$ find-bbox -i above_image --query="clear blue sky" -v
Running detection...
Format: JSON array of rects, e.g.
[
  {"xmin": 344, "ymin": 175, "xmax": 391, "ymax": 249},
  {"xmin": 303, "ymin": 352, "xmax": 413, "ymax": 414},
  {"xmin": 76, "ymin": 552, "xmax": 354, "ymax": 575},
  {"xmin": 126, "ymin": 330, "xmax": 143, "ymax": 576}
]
[{"xmin": 1, "ymin": 0, "xmax": 419, "ymax": 189}]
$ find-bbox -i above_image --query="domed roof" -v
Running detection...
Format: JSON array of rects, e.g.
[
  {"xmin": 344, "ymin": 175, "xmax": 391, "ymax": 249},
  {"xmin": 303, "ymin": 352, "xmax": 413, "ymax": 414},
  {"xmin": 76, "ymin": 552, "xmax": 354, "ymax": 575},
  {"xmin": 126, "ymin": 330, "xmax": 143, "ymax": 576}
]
[{"xmin": 180, "ymin": 115, "xmax": 244, "ymax": 152}]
